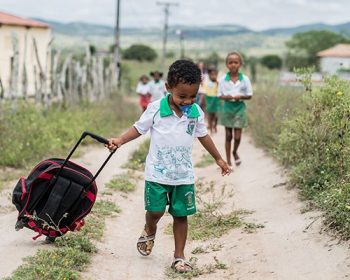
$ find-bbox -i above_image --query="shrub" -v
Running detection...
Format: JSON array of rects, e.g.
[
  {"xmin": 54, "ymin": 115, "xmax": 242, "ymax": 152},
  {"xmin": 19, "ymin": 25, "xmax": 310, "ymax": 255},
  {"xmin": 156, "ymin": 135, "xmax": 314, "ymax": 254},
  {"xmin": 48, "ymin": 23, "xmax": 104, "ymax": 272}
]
[
  {"xmin": 248, "ymin": 75, "xmax": 304, "ymax": 150},
  {"xmin": 277, "ymin": 74, "xmax": 350, "ymax": 237},
  {"xmin": 260, "ymin": 54, "xmax": 282, "ymax": 70},
  {"xmin": 249, "ymin": 67, "xmax": 350, "ymax": 238},
  {"xmin": 123, "ymin": 44, "xmax": 157, "ymax": 62}
]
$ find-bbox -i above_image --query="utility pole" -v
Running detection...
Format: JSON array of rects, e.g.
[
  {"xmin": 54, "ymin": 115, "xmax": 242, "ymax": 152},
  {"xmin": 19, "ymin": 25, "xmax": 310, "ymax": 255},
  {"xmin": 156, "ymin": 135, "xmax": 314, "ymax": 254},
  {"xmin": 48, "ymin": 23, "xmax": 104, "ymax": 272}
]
[
  {"xmin": 114, "ymin": 0, "xmax": 121, "ymax": 60},
  {"xmin": 176, "ymin": 29, "xmax": 184, "ymax": 59},
  {"xmin": 114, "ymin": 0, "xmax": 121, "ymax": 86},
  {"xmin": 157, "ymin": 1, "xmax": 179, "ymax": 71}
]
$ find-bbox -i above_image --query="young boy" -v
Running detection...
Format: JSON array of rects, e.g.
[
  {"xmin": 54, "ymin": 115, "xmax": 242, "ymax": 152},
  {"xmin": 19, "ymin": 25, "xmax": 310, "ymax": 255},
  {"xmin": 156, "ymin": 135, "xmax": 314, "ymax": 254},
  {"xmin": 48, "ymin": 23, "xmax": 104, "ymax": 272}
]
[
  {"xmin": 107, "ymin": 60, "xmax": 231, "ymax": 273},
  {"xmin": 136, "ymin": 75, "xmax": 151, "ymax": 112}
]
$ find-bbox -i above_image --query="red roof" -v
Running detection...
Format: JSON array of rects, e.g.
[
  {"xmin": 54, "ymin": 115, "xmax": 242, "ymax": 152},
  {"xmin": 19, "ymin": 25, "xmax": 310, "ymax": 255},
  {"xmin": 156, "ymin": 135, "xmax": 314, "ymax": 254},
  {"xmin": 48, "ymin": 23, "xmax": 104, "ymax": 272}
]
[
  {"xmin": 0, "ymin": 11, "xmax": 49, "ymax": 28},
  {"xmin": 317, "ymin": 44, "xmax": 350, "ymax": 58}
]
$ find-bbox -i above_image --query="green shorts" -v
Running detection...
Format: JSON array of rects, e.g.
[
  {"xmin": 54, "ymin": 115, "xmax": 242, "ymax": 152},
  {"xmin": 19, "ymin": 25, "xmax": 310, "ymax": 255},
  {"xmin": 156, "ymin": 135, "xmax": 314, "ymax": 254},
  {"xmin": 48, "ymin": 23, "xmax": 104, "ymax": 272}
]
[{"xmin": 144, "ymin": 181, "xmax": 196, "ymax": 217}]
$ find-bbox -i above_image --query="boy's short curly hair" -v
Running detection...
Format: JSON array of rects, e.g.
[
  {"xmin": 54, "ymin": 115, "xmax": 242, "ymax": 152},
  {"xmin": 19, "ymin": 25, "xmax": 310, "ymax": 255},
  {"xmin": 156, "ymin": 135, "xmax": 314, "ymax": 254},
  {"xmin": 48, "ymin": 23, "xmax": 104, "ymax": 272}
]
[{"xmin": 167, "ymin": 60, "xmax": 202, "ymax": 87}]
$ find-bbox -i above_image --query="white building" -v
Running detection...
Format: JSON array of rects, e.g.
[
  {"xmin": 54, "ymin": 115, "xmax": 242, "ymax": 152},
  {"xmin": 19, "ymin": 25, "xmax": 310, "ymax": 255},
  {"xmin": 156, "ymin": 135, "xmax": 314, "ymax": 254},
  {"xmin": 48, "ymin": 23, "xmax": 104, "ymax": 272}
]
[
  {"xmin": 317, "ymin": 44, "xmax": 350, "ymax": 74},
  {"xmin": 0, "ymin": 11, "xmax": 51, "ymax": 98}
]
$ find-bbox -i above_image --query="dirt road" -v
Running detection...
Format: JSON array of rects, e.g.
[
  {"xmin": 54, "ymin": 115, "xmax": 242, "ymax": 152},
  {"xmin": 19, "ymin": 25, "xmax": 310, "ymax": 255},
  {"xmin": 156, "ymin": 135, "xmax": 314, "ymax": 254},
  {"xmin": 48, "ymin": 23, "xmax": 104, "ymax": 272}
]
[{"xmin": 1, "ymin": 128, "xmax": 349, "ymax": 279}]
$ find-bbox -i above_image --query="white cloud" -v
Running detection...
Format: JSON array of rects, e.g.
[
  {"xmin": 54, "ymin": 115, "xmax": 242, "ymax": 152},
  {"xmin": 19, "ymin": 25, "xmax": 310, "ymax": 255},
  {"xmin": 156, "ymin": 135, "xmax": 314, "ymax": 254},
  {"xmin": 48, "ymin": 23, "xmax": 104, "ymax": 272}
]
[{"xmin": 1, "ymin": 0, "xmax": 349, "ymax": 30}]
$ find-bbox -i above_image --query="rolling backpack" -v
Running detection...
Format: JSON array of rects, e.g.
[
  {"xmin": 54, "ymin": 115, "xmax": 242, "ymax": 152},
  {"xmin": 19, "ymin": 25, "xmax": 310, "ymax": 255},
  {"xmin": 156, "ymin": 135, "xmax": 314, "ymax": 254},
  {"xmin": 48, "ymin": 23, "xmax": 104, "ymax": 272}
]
[{"xmin": 12, "ymin": 131, "xmax": 115, "ymax": 240}]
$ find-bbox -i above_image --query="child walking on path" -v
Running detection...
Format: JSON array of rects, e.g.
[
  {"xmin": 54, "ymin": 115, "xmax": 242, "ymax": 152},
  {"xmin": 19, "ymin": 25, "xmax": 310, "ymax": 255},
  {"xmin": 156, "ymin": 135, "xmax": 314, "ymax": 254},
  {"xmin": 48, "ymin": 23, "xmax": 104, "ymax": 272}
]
[
  {"xmin": 149, "ymin": 70, "xmax": 167, "ymax": 102},
  {"xmin": 107, "ymin": 60, "xmax": 231, "ymax": 273},
  {"xmin": 218, "ymin": 51, "xmax": 253, "ymax": 166},
  {"xmin": 136, "ymin": 75, "xmax": 151, "ymax": 112},
  {"xmin": 203, "ymin": 68, "xmax": 220, "ymax": 134}
]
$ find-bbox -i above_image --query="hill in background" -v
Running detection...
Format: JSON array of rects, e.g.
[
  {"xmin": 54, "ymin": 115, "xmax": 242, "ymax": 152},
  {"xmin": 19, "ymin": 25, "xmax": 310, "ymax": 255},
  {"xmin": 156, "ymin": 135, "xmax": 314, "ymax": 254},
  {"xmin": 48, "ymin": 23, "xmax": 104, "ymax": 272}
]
[{"xmin": 36, "ymin": 18, "xmax": 350, "ymax": 57}]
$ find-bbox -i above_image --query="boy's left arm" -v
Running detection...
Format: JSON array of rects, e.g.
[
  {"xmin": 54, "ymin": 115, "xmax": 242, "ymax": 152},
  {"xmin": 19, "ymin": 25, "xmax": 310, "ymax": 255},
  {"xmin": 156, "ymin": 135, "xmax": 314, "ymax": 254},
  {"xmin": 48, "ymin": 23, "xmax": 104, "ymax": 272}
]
[{"xmin": 198, "ymin": 135, "xmax": 232, "ymax": 176}]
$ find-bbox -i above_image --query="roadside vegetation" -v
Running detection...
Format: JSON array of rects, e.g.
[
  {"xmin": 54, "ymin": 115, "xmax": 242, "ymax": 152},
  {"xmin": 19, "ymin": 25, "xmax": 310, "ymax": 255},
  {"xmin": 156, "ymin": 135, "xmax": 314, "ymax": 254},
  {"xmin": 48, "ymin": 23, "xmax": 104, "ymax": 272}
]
[
  {"xmin": 123, "ymin": 139, "xmax": 150, "ymax": 171},
  {"xmin": 249, "ymin": 67, "xmax": 350, "ymax": 239},
  {"xmin": 106, "ymin": 172, "xmax": 137, "ymax": 193},
  {"xmin": 165, "ymin": 256, "xmax": 227, "ymax": 279},
  {"xmin": 0, "ymin": 94, "xmax": 139, "ymax": 168},
  {"xmin": 194, "ymin": 154, "xmax": 215, "ymax": 168}
]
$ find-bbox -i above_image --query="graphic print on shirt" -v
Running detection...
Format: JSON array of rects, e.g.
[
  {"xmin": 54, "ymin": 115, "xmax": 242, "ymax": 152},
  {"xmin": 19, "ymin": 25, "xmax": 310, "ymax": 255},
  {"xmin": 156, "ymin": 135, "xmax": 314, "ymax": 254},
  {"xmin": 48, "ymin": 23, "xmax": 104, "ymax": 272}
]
[
  {"xmin": 153, "ymin": 145, "xmax": 193, "ymax": 181},
  {"xmin": 186, "ymin": 119, "xmax": 196, "ymax": 136}
]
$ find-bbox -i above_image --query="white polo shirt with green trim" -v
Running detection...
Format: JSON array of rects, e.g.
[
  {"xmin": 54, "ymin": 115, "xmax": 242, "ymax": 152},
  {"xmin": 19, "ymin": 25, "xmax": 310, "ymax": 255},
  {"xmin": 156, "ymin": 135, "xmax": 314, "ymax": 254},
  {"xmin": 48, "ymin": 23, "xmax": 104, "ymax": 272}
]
[
  {"xmin": 133, "ymin": 95, "xmax": 208, "ymax": 185},
  {"xmin": 218, "ymin": 72, "xmax": 253, "ymax": 101}
]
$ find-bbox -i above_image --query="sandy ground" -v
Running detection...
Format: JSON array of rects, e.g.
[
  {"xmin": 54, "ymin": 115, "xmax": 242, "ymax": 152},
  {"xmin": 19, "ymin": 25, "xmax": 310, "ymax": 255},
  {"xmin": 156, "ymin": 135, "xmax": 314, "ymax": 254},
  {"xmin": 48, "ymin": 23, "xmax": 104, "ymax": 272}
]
[
  {"xmin": 0, "ymin": 136, "xmax": 144, "ymax": 279},
  {"xmin": 1, "ymin": 128, "xmax": 350, "ymax": 279}
]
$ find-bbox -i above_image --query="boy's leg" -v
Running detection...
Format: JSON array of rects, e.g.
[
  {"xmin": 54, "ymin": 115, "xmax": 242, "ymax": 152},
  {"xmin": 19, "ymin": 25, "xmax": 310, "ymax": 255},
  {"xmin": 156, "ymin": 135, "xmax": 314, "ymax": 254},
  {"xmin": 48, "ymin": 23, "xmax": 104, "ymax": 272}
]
[
  {"xmin": 138, "ymin": 181, "xmax": 168, "ymax": 256},
  {"xmin": 225, "ymin": 127, "xmax": 233, "ymax": 166},
  {"xmin": 168, "ymin": 184, "xmax": 195, "ymax": 272},
  {"xmin": 173, "ymin": 216, "xmax": 188, "ymax": 259},
  {"xmin": 145, "ymin": 211, "xmax": 164, "ymax": 235},
  {"xmin": 233, "ymin": 128, "xmax": 242, "ymax": 163}
]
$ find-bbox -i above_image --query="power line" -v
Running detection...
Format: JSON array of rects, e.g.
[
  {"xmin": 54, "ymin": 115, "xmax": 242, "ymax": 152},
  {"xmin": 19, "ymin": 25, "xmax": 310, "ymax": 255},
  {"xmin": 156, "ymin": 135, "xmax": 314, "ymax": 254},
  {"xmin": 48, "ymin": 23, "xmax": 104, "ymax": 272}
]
[{"xmin": 156, "ymin": 1, "xmax": 179, "ymax": 71}]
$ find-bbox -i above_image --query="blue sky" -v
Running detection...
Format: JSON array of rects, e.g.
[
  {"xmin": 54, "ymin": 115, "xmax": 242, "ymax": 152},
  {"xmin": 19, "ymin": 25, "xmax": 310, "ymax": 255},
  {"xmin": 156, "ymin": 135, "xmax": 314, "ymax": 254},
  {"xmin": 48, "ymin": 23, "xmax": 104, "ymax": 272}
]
[{"xmin": 1, "ymin": 0, "xmax": 349, "ymax": 30}]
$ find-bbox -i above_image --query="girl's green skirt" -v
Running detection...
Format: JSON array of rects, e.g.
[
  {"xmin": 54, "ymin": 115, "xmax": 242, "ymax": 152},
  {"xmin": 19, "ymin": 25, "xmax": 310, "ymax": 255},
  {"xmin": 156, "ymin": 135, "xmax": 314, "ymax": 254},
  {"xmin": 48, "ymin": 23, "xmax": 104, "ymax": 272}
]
[
  {"xmin": 204, "ymin": 96, "xmax": 219, "ymax": 113},
  {"xmin": 218, "ymin": 101, "xmax": 248, "ymax": 128}
]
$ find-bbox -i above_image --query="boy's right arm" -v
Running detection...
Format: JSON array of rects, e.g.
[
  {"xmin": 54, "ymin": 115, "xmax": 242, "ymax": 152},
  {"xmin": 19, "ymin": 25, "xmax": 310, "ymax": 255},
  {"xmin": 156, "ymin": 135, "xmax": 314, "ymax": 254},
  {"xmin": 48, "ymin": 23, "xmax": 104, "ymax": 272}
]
[{"xmin": 107, "ymin": 127, "xmax": 141, "ymax": 151}]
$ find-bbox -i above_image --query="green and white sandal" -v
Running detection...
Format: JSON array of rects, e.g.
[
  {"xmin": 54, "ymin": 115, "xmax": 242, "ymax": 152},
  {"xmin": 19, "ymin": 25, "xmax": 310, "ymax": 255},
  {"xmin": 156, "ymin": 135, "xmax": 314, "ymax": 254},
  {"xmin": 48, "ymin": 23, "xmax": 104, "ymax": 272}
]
[
  {"xmin": 171, "ymin": 258, "xmax": 193, "ymax": 273},
  {"xmin": 137, "ymin": 229, "xmax": 155, "ymax": 256}
]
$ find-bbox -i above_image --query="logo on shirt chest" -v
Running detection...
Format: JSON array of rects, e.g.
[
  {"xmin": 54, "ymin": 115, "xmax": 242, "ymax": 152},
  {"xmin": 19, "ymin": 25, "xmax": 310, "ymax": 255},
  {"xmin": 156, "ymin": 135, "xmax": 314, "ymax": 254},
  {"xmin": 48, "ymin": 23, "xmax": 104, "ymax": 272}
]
[{"xmin": 186, "ymin": 119, "xmax": 196, "ymax": 136}]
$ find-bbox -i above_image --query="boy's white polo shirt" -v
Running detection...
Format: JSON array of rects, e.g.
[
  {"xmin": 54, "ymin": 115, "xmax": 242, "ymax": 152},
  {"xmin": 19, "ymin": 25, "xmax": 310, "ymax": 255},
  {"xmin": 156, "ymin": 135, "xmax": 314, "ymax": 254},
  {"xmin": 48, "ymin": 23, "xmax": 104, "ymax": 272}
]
[
  {"xmin": 218, "ymin": 72, "xmax": 253, "ymax": 101},
  {"xmin": 134, "ymin": 95, "xmax": 208, "ymax": 185}
]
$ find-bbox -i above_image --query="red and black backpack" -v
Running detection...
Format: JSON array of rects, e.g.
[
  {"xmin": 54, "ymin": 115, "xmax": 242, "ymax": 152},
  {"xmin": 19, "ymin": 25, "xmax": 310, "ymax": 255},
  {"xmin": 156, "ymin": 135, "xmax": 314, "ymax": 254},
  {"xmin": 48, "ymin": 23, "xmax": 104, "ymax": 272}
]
[{"xmin": 12, "ymin": 131, "xmax": 115, "ymax": 240}]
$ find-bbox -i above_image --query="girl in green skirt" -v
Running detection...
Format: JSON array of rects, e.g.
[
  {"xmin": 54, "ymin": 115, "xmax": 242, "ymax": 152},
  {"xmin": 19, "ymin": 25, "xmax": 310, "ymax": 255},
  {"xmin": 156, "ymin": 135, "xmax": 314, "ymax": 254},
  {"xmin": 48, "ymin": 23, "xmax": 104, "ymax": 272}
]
[
  {"xmin": 218, "ymin": 51, "xmax": 253, "ymax": 166},
  {"xmin": 203, "ymin": 68, "xmax": 220, "ymax": 134}
]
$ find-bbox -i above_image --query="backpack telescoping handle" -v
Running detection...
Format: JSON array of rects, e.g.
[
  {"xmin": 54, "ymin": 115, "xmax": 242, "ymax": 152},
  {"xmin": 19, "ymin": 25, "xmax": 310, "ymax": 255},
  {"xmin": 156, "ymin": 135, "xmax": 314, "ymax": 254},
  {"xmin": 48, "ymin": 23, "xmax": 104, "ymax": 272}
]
[{"xmin": 57, "ymin": 131, "xmax": 116, "ymax": 185}]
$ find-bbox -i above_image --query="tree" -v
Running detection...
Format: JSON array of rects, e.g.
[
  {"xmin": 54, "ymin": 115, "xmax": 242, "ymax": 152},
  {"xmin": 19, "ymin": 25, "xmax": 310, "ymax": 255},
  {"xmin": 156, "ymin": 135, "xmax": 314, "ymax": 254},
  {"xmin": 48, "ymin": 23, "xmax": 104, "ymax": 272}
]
[
  {"xmin": 260, "ymin": 55, "xmax": 282, "ymax": 70},
  {"xmin": 247, "ymin": 56, "xmax": 259, "ymax": 83},
  {"xmin": 285, "ymin": 30, "xmax": 350, "ymax": 69},
  {"xmin": 204, "ymin": 52, "xmax": 221, "ymax": 68},
  {"xmin": 122, "ymin": 44, "xmax": 157, "ymax": 62}
]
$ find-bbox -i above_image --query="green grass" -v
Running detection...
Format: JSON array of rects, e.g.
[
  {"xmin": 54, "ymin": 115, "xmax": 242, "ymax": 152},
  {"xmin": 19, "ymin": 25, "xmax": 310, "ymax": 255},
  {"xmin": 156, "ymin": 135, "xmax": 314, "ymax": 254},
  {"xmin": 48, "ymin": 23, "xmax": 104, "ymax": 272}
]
[
  {"xmin": 165, "ymin": 257, "xmax": 227, "ymax": 279},
  {"xmin": 243, "ymin": 222, "xmax": 265, "ymax": 233},
  {"xmin": 106, "ymin": 172, "xmax": 137, "ymax": 192},
  {"xmin": 187, "ymin": 209, "xmax": 244, "ymax": 241},
  {"xmin": 194, "ymin": 154, "xmax": 215, "ymax": 168},
  {"xmin": 164, "ymin": 181, "xmax": 254, "ymax": 241},
  {"xmin": 6, "ymin": 199, "xmax": 120, "ymax": 280},
  {"xmin": 191, "ymin": 243, "xmax": 223, "ymax": 255},
  {"xmin": 123, "ymin": 139, "xmax": 150, "ymax": 171},
  {"xmin": 248, "ymin": 70, "xmax": 304, "ymax": 151},
  {"xmin": 0, "ymin": 94, "xmax": 139, "ymax": 168}
]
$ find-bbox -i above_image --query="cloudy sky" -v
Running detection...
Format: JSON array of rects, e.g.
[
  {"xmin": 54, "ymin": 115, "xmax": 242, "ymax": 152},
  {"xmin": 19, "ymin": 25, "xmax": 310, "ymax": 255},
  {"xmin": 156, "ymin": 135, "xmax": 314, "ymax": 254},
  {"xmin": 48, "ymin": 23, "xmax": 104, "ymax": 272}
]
[{"xmin": 1, "ymin": 0, "xmax": 349, "ymax": 30}]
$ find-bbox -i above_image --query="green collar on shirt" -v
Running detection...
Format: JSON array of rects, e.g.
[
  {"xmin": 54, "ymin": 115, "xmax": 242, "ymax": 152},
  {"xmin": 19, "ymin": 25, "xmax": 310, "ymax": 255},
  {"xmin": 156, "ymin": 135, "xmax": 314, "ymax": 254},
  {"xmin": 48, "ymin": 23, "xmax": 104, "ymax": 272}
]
[
  {"xmin": 159, "ymin": 94, "xmax": 200, "ymax": 118},
  {"xmin": 225, "ymin": 72, "xmax": 243, "ymax": 81}
]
